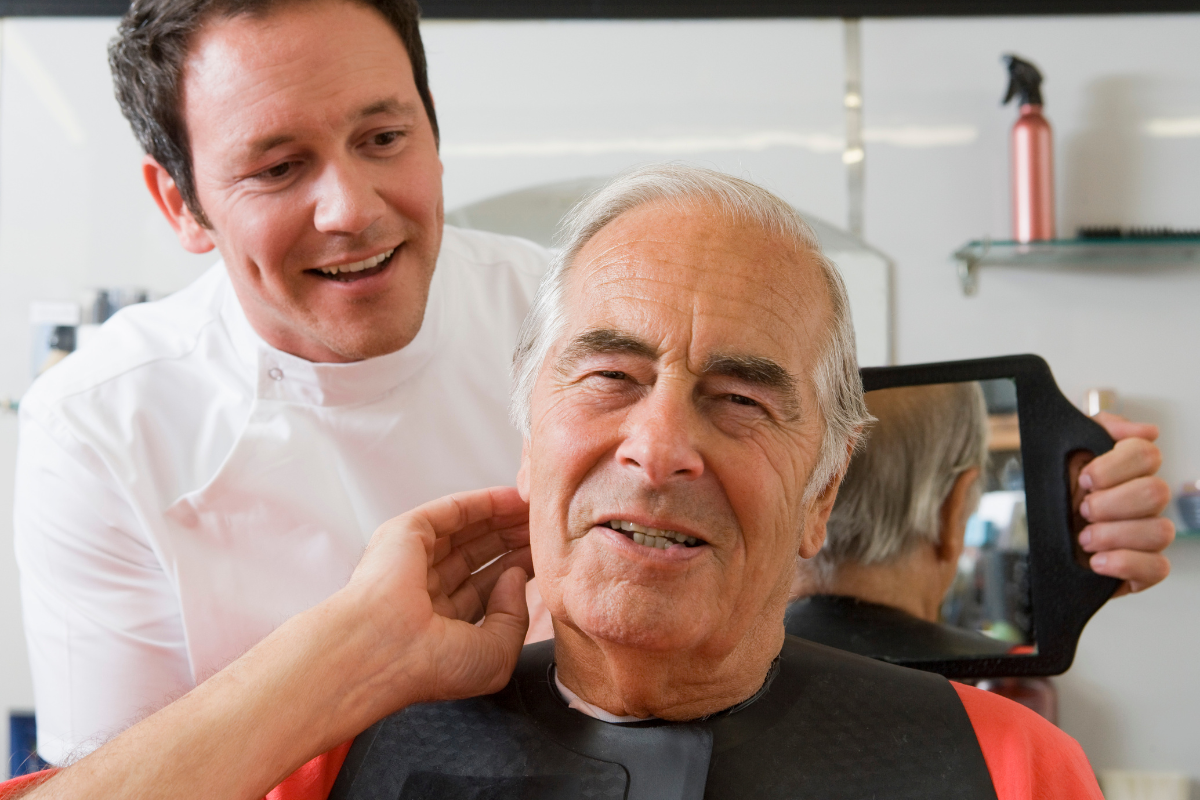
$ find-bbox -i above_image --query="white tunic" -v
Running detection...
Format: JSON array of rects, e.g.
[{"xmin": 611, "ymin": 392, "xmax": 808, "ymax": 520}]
[{"xmin": 13, "ymin": 226, "xmax": 549, "ymax": 764}]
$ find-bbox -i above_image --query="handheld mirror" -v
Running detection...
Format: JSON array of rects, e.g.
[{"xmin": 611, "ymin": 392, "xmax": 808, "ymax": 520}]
[{"xmin": 786, "ymin": 354, "xmax": 1119, "ymax": 679}]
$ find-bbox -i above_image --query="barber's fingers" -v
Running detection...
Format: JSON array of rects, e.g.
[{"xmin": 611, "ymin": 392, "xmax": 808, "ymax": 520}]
[
  {"xmin": 432, "ymin": 521, "xmax": 530, "ymax": 575},
  {"xmin": 1080, "ymin": 437, "xmax": 1163, "ymax": 491},
  {"xmin": 350, "ymin": 489, "xmax": 528, "ymax": 611},
  {"xmin": 411, "ymin": 487, "xmax": 529, "ymax": 560},
  {"xmin": 1080, "ymin": 475, "xmax": 1171, "ymax": 522},
  {"xmin": 431, "ymin": 546, "xmax": 535, "ymax": 623},
  {"xmin": 433, "ymin": 567, "xmax": 530, "ymax": 701},
  {"xmin": 350, "ymin": 512, "xmax": 439, "ymax": 595},
  {"xmin": 1091, "ymin": 411, "xmax": 1160, "ymax": 443},
  {"xmin": 426, "ymin": 490, "xmax": 530, "ymax": 565},
  {"xmin": 1088, "ymin": 549, "xmax": 1172, "ymax": 596},
  {"xmin": 433, "ymin": 520, "xmax": 531, "ymax": 567},
  {"xmin": 356, "ymin": 488, "xmax": 519, "ymax": 576},
  {"xmin": 1079, "ymin": 518, "xmax": 1175, "ymax": 555},
  {"xmin": 482, "ymin": 564, "xmax": 531, "ymax": 624},
  {"xmin": 430, "ymin": 524, "xmax": 532, "ymax": 601},
  {"xmin": 478, "ymin": 566, "xmax": 532, "ymax": 656}
]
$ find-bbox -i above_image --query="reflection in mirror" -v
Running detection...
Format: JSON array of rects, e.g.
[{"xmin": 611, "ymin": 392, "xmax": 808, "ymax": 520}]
[
  {"xmin": 941, "ymin": 378, "xmax": 1032, "ymax": 651},
  {"xmin": 786, "ymin": 379, "xmax": 1032, "ymax": 663}
]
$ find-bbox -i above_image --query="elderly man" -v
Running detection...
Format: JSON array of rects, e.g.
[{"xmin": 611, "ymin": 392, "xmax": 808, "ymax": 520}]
[
  {"xmin": 3, "ymin": 167, "xmax": 1113, "ymax": 799},
  {"xmin": 331, "ymin": 166, "xmax": 1105, "ymax": 798},
  {"xmin": 14, "ymin": 0, "xmax": 1168, "ymax": 773}
]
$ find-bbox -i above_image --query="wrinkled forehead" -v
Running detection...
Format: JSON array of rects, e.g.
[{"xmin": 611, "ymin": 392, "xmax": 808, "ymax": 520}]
[{"xmin": 559, "ymin": 199, "xmax": 835, "ymax": 373}]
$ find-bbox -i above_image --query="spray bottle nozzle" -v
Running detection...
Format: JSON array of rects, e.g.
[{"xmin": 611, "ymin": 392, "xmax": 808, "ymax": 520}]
[{"xmin": 1003, "ymin": 54, "xmax": 1045, "ymax": 107}]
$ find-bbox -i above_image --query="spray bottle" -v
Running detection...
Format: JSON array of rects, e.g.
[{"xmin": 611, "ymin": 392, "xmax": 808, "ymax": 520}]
[{"xmin": 1004, "ymin": 55, "xmax": 1055, "ymax": 242}]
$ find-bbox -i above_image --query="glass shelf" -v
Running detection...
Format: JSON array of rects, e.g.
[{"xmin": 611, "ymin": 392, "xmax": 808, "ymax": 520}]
[{"xmin": 953, "ymin": 237, "xmax": 1200, "ymax": 295}]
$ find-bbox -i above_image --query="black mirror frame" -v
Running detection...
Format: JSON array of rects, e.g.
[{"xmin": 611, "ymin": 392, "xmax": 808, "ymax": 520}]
[{"xmin": 859, "ymin": 354, "xmax": 1119, "ymax": 678}]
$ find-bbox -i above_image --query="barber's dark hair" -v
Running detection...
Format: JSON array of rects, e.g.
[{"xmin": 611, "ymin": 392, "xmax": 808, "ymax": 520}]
[{"xmin": 109, "ymin": 0, "xmax": 439, "ymax": 228}]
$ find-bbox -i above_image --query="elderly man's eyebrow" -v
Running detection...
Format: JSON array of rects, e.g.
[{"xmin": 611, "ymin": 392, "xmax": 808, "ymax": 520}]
[
  {"xmin": 703, "ymin": 354, "xmax": 800, "ymax": 416},
  {"xmin": 555, "ymin": 328, "xmax": 658, "ymax": 372}
]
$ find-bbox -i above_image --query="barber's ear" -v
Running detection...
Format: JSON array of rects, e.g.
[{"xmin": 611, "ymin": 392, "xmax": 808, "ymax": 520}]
[
  {"xmin": 142, "ymin": 155, "xmax": 215, "ymax": 254},
  {"xmin": 516, "ymin": 438, "xmax": 531, "ymax": 502}
]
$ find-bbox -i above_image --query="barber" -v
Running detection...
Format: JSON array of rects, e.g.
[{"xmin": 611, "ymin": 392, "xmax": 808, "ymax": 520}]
[
  {"xmin": 13, "ymin": 0, "xmax": 1172, "ymax": 766},
  {"xmin": 14, "ymin": 0, "xmax": 545, "ymax": 764}
]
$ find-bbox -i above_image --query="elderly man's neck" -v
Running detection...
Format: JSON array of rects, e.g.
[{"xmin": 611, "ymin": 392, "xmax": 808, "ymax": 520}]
[
  {"xmin": 792, "ymin": 550, "xmax": 949, "ymax": 623},
  {"xmin": 552, "ymin": 624, "xmax": 785, "ymax": 721}
]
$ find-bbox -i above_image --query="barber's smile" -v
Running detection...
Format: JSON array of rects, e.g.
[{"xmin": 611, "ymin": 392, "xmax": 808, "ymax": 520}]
[
  {"xmin": 305, "ymin": 245, "xmax": 400, "ymax": 284},
  {"xmin": 594, "ymin": 517, "xmax": 710, "ymax": 560}
]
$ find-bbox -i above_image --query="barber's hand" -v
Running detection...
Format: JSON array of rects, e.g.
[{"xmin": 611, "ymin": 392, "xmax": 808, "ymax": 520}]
[
  {"xmin": 345, "ymin": 486, "xmax": 533, "ymax": 712},
  {"xmin": 13, "ymin": 488, "xmax": 534, "ymax": 800},
  {"xmin": 1074, "ymin": 413, "xmax": 1174, "ymax": 596}
]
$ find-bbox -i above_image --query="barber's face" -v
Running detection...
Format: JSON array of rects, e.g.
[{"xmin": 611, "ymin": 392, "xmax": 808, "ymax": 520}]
[
  {"xmin": 521, "ymin": 200, "xmax": 842, "ymax": 658},
  {"xmin": 170, "ymin": 0, "xmax": 443, "ymax": 362}
]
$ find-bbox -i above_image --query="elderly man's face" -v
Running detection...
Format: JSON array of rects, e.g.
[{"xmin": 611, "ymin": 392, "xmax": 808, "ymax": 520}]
[
  {"xmin": 161, "ymin": 0, "xmax": 443, "ymax": 362},
  {"xmin": 520, "ymin": 199, "xmax": 841, "ymax": 659}
]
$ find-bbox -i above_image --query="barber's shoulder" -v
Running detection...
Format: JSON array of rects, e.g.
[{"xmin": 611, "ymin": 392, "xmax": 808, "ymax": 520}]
[
  {"xmin": 19, "ymin": 263, "xmax": 234, "ymax": 425},
  {"xmin": 439, "ymin": 224, "xmax": 551, "ymax": 284}
]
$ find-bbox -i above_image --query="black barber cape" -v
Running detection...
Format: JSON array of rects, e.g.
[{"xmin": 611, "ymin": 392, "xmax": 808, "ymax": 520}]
[
  {"xmin": 329, "ymin": 636, "xmax": 998, "ymax": 800},
  {"xmin": 785, "ymin": 595, "xmax": 1013, "ymax": 662}
]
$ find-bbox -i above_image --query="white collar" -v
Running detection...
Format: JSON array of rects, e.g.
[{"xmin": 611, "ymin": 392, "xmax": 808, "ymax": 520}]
[
  {"xmin": 217, "ymin": 260, "xmax": 444, "ymax": 407},
  {"xmin": 553, "ymin": 666, "xmax": 655, "ymax": 725}
]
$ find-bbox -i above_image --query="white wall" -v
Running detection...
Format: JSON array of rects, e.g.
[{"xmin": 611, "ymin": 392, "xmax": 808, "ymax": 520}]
[
  {"xmin": 0, "ymin": 10, "xmax": 1197, "ymax": 786},
  {"xmin": 427, "ymin": 19, "xmax": 848, "ymax": 221}
]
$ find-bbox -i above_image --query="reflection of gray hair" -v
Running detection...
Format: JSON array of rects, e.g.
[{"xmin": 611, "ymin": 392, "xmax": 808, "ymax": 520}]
[
  {"xmin": 509, "ymin": 164, "xmax": 872, "ymax": 501},
  {"xmin": 814, "ymin": 382, "xmax": 989, "ymax": 572}
]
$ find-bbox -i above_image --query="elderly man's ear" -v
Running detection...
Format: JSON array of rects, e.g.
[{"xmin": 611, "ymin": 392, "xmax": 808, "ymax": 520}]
[
  {"xmin": 797, "ymin": 441, "xmax": 859, "ymax": 559},
  {"xmin": 517, "ymin": 440, "xmax": 530, "ymax": 502},
  {"xmin": 142, "ymin": 155, "xmax": 216, "ymax": 254},
  {"xmin": 937, "ymin": 468, "xmax": 982, "ymax": 566}
]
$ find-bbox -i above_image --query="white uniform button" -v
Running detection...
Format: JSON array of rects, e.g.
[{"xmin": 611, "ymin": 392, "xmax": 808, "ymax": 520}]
[{"xmin": 267, "ymin": 368, "xmax": 284, "ymax": 381}]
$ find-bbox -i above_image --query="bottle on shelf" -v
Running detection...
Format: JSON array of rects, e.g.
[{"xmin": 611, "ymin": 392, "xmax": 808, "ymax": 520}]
[{"xmin": 1004, "ymin": 55, "xmax": 1055, "ymax": 243}]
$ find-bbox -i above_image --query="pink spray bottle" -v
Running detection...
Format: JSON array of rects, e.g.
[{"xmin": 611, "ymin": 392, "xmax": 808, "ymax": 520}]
[{"xmin": 1004, "ymin": 55, "xmax": 1055, "ymax": 243}]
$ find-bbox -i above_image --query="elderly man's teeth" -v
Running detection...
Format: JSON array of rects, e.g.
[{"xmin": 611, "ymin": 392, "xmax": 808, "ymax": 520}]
[
  {"xmin": 318, "ymin": 247, "xmax": 395, "ymax": 275},
  {"xmin": 607, "ymin": 520, "xmax": 700, "ymax": 548}
]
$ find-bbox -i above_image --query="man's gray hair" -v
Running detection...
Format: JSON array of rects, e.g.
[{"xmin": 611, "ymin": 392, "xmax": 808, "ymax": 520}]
[
  {"xmin": 509, "ymin": 164, "xmax": 872, "ymax": 501},
  {"xmin": 813, "ymin": 382, "xmax": 989, "ymax": 573}
]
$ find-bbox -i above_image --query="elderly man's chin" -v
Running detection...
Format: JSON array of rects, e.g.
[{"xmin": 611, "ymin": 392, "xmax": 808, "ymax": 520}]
[
  {"xmin": 558, "ymin": 585, "xmax": 727, "ymax": 653},
  {"xmin": 541, "ymin": 540, "xmax": 730, "ymax": 652}
]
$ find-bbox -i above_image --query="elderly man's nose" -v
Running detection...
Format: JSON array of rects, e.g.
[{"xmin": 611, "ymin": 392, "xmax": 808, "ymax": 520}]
[
  {"xmin": 616, "ymin": 400, "xmax": 705, "ymax": 486},
  {"xmin": 313, "ymin": 162, "xmax": 385, "ymax": 234}
]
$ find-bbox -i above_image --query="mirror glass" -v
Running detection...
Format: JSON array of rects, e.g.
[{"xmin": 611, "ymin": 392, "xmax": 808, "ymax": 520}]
[
  {"xmin": 786, "ymin": 378, "xmax": 1034, "ymax": 663},
  {"xmin": 941, "ymin": 378, "xmax": 1032, "ymax": 653}
]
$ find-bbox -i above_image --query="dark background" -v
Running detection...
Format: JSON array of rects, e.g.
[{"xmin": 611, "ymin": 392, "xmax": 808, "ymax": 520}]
[{"xmin": 4, "ymin": 0, "xmax": 1199, "ymax": 18}]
